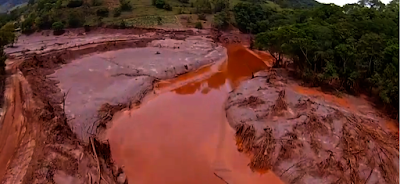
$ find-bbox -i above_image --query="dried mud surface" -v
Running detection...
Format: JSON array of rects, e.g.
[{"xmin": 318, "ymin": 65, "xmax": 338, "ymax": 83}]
[{"xmin": 225, "ymin": 69, "xmax": 399, "ymax": 184}]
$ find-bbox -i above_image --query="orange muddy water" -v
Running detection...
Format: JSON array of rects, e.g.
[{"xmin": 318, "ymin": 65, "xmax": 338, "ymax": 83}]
[{"xmin": 107, "ymin": 45, "xmax": 284, "ymax": 184}]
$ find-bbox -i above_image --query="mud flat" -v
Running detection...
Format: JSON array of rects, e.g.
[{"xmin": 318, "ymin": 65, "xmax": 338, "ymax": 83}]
[
  {"xmin": 225, "ymin": 69, "xmax": 399, "ymax": 184},
  {"xmin": 50, "ymin": 36, "xmax": 225, "ymax": 141},
  {"xmin": 0, "ymin": 32, "xmax": 226, "ymax": 184}
]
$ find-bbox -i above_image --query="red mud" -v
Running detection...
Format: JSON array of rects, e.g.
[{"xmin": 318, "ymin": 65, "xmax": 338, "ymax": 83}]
[
  {"xmin": 0, "ymin": 78, "xmax": 23, "ymax": 182},
  {"xmin": 106, "ymin": 44, "xmax": 283, "ymax": 184}
]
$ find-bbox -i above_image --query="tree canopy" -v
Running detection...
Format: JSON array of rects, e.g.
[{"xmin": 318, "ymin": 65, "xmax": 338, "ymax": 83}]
[{"xmin": 244, "ymin": 0, "xmax": 399, "ymax": 115}]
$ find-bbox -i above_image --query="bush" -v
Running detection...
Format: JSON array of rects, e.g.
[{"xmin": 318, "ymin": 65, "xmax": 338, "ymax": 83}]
[
  {"xmin": 194, "ymin": 0, "xmax": 212, "ymax": 13},
  {"xmin": 52, "ymin": 21, "xmax": 64, "ymax": 31},
  {"xmin": 163, "ymin": 3, "xmax": 172, "ymax": 11},
  {"xmin": 156, "ymin": 16, "xmax": 162, "ymax": 25},
  {"xmin": 120, "ymin": 0, "xmax": 132, "ymax": 11},
  {"xmin": 195, "ymin": 21, "xmax": 203, "ymax": 29},
  {"xmin": 84, "ymin": 24, "xmax": 91, "ymax": 32},
  {"xmin": 92, "ymin": 0, "xmax": 102, "ymax": 6},
  {"xmin": 178, "ymin": 0, "xmax": 189, "ymax": 3},
  {"xmin": 176, "ymin": 7, "xmax": 185, "ymax": 14},
  {"xmin": 21, "ymin": 17, "xmax": 35, "ymax": 33},
  {"xmin": 96, "ymin": 7, "xmax": 109, "ymax": 17},
  {"xmin": 119, "ymin": 20, "xmax": 127, "ymax": 28},
  {"xmin": 113, "ymin": 7, "xmax": 121, "ymax": 17},
  {"xmin": 68, "ymin": 13, "xmax": 83, "ymax": 28},
  {"xmin": 67, "ymin": 0, "xmax": 83, "ymax": 8},
  {"xmin": 153, "ymin": 0, "xmax": 165, "ymax": 9},
  {"xmin": 198, "ymin": 13, "xmax": 206, "ymax": 20}
]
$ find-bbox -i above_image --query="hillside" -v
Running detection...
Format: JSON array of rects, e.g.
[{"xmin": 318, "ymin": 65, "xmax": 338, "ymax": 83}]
[{"xmin": 5, "ymin": 0, "xmax": 319, "ymax": 32}]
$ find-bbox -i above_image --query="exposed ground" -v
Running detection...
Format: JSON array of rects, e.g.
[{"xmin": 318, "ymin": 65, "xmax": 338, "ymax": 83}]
[
  {"xmin": 0, "ymin": 28, "xmax": 398, "ymax": 184},
  {"xmin": 225, "ymin": 69, "xmax": 399, "ymax": 184},
  {"xmin": 1, "ymin": 28, "xmax": 227, "ymax": 184}
]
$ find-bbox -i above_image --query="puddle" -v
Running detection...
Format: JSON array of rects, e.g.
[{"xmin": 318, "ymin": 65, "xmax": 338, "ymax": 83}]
[{"xmin": 107, "ymin": 44, "xmax": 283, "ymax": 184}]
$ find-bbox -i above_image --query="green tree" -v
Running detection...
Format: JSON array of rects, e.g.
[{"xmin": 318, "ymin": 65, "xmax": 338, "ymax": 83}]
[
  {"xmin": 212, "ymin": 10, "xmax": 230, "ymax": 29},
  {"xmin": 52, "ymin": 21, "xmax": 64, "ymax": 31},
  {"xmin": 68, "ymin": 13, "xmax": 83, "ymax": 28},
  {"xmin": 195, "ymin": 0, "xmax": 212, "ymax": 13}
]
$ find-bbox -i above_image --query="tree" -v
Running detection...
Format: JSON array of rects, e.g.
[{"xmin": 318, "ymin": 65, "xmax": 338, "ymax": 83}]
[
  {"xmin": 195, "ymin": 0, "xmax": 212, "ymax": 13},
  {"xmin": 0, "ymin": 23, "xmax": 16, "ymax": 47},
  {"xmin": 67, "ymin": 0, "xmax": 83, "ymax": 8},
  {"xmin": 212, "ymin": 10, "xmax": 230, "ymax": 29},
  {"xmin": 233, "ymin": 2, "xmax": 273, "ymax": 33},
  {"xmin": 68, "ymin": 13, "xmax": 83, "ymax": 28},
  {"xmin": 120, "ymin": 0, "xmax": 132, "ymax": 11},
  {"xmin": 96, "ymin": 7, "xmax": 109, "ymax": 17},
  {"xmin": 211, "ymin": 0, "xmax": 228, "ymax": 13}
]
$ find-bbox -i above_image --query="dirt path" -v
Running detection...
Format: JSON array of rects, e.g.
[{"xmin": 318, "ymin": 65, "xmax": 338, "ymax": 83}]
[{"xmin": 0, "ymin": 75, "xmax": 24, "ymax": 182}]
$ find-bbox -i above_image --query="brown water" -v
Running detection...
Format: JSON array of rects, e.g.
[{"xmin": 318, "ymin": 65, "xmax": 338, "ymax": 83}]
[{"xmin": 107, "ymin": 45, "xmax": 283, "ymax": 184}]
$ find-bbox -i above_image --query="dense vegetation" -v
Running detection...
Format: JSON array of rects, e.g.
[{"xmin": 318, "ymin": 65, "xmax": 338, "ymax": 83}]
[{"xmin": 232, "ymin": 0, "xmax": 398, "ymax": 115}]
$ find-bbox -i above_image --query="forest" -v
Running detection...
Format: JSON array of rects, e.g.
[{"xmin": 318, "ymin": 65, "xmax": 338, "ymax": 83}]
[{"xmin": 233, "ymin": 0, "xmax": 399, "ymax": 116}]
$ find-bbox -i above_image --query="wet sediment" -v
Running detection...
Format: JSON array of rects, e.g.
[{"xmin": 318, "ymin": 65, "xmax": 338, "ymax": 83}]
[
  {"xmin": 225, "ymin": 69, "xmax": 399, "ymax": 184},
  {"xmin": 1, "ymin": 33, "xmax": 227, "ymax": 184}
]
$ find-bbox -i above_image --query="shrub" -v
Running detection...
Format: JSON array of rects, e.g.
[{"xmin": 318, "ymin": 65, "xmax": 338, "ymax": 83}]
[
  {"xmin": 119, "ymin": 20, "xmax": 127, "ymax": 28},
  {"xmin": 68, "ymin": 13, "xmax": 83, "ymax": 28},
  {"xmin": 163, "ymin": 3, "xmax": 172, "ymax": 11},
  {"xmin": 92, "ymin": 0, "xmax": 102, "ymax": 6},
  {"xmin": 195, "ymin": 21, "xmax": 203, "ymax": 29},
  {"xmin": 176, "ymin": 7, "xmax": 184, "ymax": 14},
  {"xmin": 84, "ymin": 24, "xmax": 91, "ymax": 32},
  {"xmin": 194, "ymin": 0, "xmax": 211, "ymax": 13},
  {"xmin": 67, "ymin": 0, "xmax": 83, "ymax": 8},
  {"xmin": 21, "ymin": 17, "xmax": 35, "ymax": 33},
  {"xmin": 96, "ymin": 7, "xmax": 109, "ymax": 17},
  {"xmin": 154, "ymin": 0, "xmax": 165, "ymax": 8},
  {"xmin": 178, "ymin": 0, "xmax": 189, "ymax": 3},
  {"xmin": 113, "ymin": 7, "xmax": 121, "ymax": 17},
  {"xmin": 156, "ymin": 16, "xmax": 162, "ymax": 25},
  {"xmin": 52, "ymin": 21, "xmax": 64, "ymax": 31},
  {"xmin": 198, "ymin": 13, "xmax": 206, "ymax": 20},
  {"xmin": 52, "ymin": 21, "xmax": 65, "ymax": 35},
  {"xmin": 120, "ymin": 0, "xmax": 132, "ymax": 11}
]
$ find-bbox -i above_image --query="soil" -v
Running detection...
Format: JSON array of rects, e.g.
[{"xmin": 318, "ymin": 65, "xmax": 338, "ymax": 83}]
[{"xmin": 0, "ymin": 28, "xmax": 398, "ymax": 184}]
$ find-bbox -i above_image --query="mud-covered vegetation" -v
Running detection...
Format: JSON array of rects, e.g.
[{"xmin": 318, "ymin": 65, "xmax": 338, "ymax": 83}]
[
  {"xmin": 227, "ymin": 69, "xmax": 399, "ymax": 184},
  {"xmin": 238, "ymin": 0, "xmax": 399, "ymax": 117}
]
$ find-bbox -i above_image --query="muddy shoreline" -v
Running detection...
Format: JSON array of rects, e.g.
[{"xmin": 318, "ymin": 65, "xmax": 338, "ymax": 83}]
[{"xmin": 2, "ymin": 30, "xmax": 226, "ymax": 184}]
